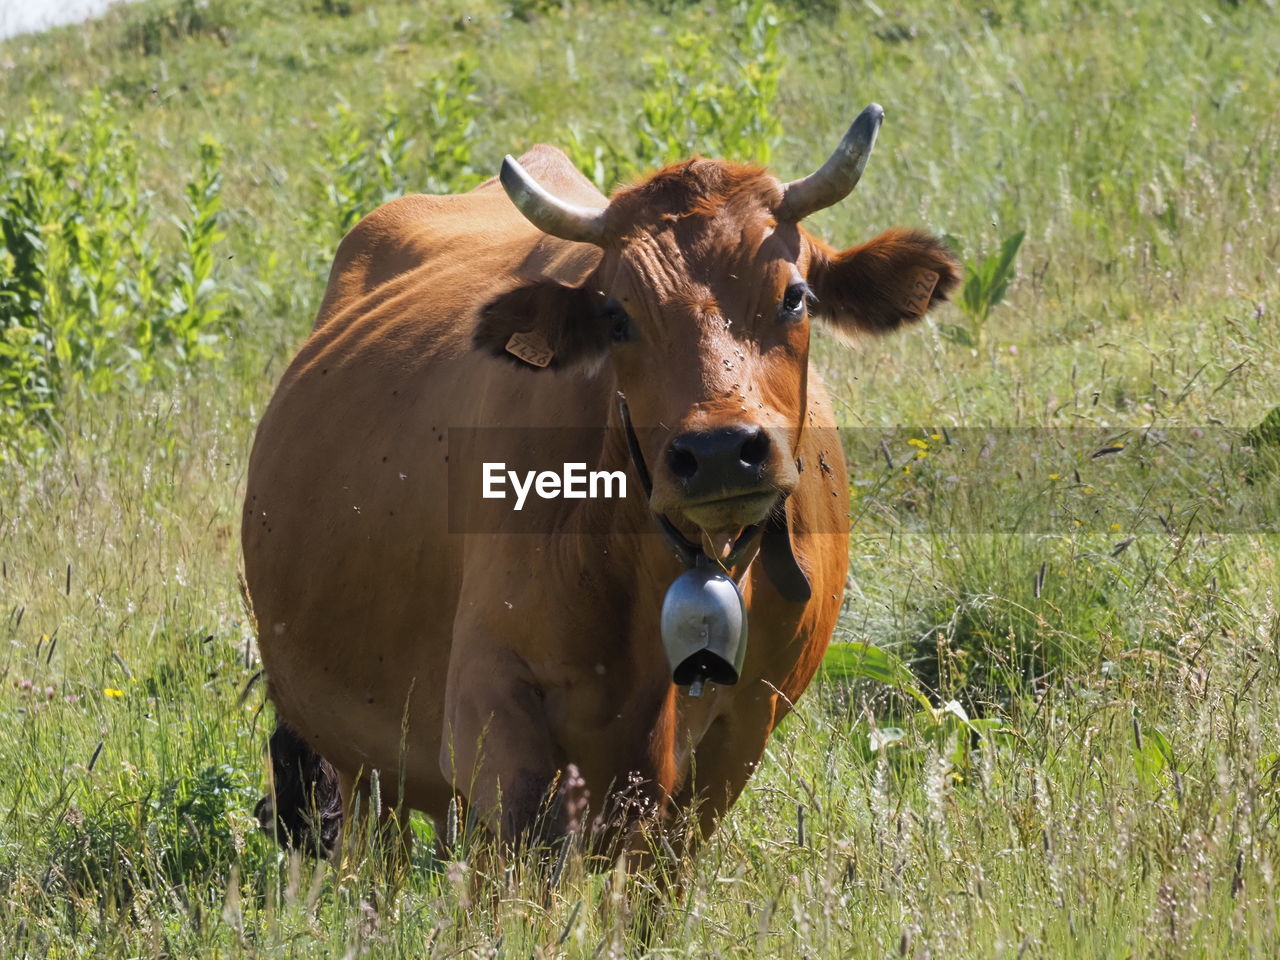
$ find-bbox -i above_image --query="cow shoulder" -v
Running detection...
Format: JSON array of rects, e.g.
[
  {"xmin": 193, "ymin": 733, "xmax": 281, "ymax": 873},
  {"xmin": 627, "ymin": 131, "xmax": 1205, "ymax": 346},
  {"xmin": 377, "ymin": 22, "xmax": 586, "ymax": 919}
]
[{"xmin": 313, "ymin": 193, "xmax": 462, "ymax": 331}]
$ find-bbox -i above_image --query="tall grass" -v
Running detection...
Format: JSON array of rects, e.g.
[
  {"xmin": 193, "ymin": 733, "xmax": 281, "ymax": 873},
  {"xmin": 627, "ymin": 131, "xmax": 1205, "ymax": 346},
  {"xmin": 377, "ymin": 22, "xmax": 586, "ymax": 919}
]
[{"xmin": 1, "ymin": 0, "xmax": 1278, "ymax": 955}]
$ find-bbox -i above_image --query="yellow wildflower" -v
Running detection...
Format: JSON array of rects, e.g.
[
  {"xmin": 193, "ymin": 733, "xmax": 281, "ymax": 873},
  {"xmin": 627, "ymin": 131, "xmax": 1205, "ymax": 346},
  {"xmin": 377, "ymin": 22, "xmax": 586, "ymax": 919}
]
[{"xmin": 103, "ymin": 688, "xmax": 124, "ymax": 698}]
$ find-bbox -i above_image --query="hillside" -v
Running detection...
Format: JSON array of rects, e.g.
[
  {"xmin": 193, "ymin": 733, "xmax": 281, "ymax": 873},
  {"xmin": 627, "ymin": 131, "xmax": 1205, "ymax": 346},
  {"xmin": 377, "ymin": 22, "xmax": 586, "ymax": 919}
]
[{"xmin": 1, "ymin": 0, "xmax": 1279, "ymax": 956}]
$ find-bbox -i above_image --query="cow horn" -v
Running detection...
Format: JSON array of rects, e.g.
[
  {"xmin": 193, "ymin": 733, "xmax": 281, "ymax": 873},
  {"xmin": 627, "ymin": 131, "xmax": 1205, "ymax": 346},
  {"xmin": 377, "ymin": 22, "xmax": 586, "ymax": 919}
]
[
  {"xmin": 499, "ymin": 155, "xmax": 608, "ymax": 245},
  {"xmin": 777, "ymin": 103, "xmax": 884, "ymax": 222}
]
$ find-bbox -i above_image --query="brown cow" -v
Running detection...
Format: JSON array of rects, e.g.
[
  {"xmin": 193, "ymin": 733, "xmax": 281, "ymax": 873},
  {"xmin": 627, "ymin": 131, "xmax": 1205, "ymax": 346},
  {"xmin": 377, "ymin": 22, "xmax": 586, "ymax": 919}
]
[{"xmin": 245, "ymin": 105, "xmax": 958, "ymax": 863}]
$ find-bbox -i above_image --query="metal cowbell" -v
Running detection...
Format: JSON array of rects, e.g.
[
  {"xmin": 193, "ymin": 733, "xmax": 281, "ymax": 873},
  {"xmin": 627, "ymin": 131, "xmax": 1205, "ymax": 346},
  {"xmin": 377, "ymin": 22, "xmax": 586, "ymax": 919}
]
[{"xmin": 660, "ymin": 564, "xmax": 748, "ymax": 692}]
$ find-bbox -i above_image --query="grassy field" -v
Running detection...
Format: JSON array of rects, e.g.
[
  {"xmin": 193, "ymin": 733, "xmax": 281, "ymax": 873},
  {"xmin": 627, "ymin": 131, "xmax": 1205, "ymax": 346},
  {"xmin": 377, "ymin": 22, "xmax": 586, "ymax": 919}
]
[{"xmin": 2, "ymin": 0, "xmax": 1279, "ymax": 956}]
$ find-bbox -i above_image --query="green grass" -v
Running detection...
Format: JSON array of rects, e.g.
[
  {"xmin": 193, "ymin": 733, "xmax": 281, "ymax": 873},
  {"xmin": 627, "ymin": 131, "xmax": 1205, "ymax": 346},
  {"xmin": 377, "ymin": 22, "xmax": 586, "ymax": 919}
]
[{"xmin": 2, "ymin": 0, "xmax": 1280, "ymax": 955}]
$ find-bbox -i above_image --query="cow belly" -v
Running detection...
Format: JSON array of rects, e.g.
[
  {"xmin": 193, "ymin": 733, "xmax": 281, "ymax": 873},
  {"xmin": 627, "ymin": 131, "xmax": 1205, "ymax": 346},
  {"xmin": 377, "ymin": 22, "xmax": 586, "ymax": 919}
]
[
  {"xmin": 253, "ymin": 559, "xmax": 461, "ymax": 816},
  {"xmin": 245, "ymin": 406, "xmax": 464, "ymax": 817},
  {"xmin": 249, "ymin": 523, "xmax": 459, "ymax": 806}
]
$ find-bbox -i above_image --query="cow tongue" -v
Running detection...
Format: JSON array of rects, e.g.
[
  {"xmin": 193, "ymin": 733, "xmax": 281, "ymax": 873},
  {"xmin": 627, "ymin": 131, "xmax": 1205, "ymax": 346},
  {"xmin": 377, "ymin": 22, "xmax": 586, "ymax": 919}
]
[{"xmin": 701, "ymin": 528, "xmax": 741, "ymax": 562}]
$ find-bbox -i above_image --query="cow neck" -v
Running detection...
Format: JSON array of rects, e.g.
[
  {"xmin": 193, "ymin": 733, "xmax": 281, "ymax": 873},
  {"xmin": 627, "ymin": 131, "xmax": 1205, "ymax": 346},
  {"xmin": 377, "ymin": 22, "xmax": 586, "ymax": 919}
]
[{"xmin": 551, "ymin": 398, "xmax": 676, "ymax": 583}]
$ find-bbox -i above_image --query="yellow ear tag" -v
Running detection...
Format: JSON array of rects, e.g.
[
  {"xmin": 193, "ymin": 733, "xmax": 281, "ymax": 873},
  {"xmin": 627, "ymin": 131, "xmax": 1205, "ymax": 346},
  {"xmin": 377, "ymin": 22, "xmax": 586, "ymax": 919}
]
[
  {"xmin": 505, "ymin": 330, "xmax": 554, "ymax": 368},
  {"xmin": 902, "ymin": 268, "xmax": 940, "ymax": 317}
]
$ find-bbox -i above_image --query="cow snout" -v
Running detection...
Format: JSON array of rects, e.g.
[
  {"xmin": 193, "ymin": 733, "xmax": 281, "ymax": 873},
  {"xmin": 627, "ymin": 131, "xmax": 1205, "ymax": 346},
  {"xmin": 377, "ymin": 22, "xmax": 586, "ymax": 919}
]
[{"xmin": 666, "ymin": 425, "xmax": 771, "ymax": 499}]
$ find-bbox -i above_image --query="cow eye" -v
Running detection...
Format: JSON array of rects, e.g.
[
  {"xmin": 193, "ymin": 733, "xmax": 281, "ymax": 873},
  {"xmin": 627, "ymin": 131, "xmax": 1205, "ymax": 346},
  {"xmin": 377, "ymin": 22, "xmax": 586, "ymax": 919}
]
[
  {"xmin": 779, "ymin": 283, "xmax": 809, "ymax": 322},
  {"xmin": 603, "ymin": 299, "xmax": 634, "ymax": 343}
]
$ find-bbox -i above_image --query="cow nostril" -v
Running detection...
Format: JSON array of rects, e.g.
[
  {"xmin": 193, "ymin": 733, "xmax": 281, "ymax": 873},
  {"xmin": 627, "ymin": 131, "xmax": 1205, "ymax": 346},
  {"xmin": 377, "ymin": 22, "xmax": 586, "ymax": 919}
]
[
  {"xmin": 668, "ymin": 427, "xmax": 768, "ymax": 486},
  {"xmin": 668, "ymin": 445, "xmax": 698, "ymax": 480},
  {"xmin": 739, "ymin": 429, "xmax": 770, "ymax": 467}
]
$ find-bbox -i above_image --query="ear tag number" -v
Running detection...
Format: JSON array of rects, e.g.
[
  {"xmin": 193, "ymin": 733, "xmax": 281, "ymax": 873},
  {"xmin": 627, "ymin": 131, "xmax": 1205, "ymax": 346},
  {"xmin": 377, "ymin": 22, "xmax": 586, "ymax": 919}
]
[
  {"xmin": 903, "ymin": 268, "xmax": 940, "ymax": 317},
  {"xmin": 505, "ymin": 330, "xmax": 554, "ymax": 368}
]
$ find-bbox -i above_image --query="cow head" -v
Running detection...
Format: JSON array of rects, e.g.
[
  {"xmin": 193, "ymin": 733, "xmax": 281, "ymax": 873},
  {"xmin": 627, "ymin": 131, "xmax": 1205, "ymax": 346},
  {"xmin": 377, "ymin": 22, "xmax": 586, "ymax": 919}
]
[{"xmin": 478, "ymin": 106, "xmax": 959, "ymax": 553}]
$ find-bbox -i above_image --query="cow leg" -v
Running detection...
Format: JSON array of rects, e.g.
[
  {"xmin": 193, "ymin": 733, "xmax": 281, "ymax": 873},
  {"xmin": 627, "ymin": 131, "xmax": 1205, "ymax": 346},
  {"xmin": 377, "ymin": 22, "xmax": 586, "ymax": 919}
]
[
  {"xmin": 438, "ymin": 648, "xmax": 583, "ymax": 850},
  {"xmin": 255, "ymin": 721, "xmax": 343, "ymax": 857},
  {"xmin": 334, "ymin": 768, "xmax": 413, "ymax": 876},
  {"xmin": 670, "ymin": 703, "xmax": 778, "ymax": 858}
]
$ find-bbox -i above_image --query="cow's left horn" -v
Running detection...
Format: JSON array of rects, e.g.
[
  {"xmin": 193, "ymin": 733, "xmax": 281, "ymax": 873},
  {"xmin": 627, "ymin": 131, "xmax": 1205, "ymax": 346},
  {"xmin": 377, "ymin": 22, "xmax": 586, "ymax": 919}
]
[
  {"xmin": 500, "ymin": 155, "xmax": 608, "ymax": 245},
  {"xmin": 777, "ymin": 103, "xmax": 884, "ymax": 222}
]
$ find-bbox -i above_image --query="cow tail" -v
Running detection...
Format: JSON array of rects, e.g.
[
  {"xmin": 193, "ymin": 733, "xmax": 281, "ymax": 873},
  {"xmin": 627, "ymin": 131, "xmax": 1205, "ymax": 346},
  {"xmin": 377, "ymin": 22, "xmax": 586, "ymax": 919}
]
[{"xmin": 255, "ymin": 722, "xmax": 343, "ymax": 856}]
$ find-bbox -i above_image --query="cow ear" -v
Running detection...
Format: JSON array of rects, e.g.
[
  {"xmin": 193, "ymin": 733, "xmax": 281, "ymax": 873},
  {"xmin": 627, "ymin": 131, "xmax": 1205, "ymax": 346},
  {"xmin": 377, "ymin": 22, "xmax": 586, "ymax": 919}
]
[
  {"xmin": 807, "ymin": 228, "xmax": 960, "ymax": 336},
  {"xmin": 474, "ymin": 280, "xmax": 607, "ymax": 371}
]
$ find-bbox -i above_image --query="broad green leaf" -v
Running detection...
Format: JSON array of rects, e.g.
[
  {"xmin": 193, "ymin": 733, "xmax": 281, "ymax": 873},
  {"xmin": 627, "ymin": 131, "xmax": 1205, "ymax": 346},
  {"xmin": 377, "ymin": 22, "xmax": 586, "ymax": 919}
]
[
  {"xmin": 938, "ymin": 323, "xmax": 976, "ymax": 347},
  {"xmin": 957, "ymin": 229, "xmax": 1024, "ymax": 330},
  {"xmin": 822, "ymin": 642, "xmax": 931, "ymax": 711},
  {"xmin": 990, "ymin": 230, "xmax": 1026, "ymax": 307},
  {"xmin": 1245, "ymin": 404, "xmax": 1280, "ymax": 448},
  {"xmin": 1143, "ymin": 726, "xmax": 1174, "ymax": 765},
  {"xmin": 868, "ymin": 727, "xmax": 908, "ymax": 752},
  {"xmin": 966, "ymin": 718, "xmax": 1009, "ymax": 737},
  {"xmin": 1133, "ymin": 724, "xmax": 1175, "ymax": 786}
]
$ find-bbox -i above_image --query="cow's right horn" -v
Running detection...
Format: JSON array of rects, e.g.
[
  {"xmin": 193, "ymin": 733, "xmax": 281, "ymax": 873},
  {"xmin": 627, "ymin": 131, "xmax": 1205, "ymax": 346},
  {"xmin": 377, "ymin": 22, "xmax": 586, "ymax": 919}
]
[
  {"xmin": 777, "ymin": 103, "xmax": 884, "ymax": 222},
  {"xmin": 500, "ymin": 155, "xmax": 608, "ymax": 245}
]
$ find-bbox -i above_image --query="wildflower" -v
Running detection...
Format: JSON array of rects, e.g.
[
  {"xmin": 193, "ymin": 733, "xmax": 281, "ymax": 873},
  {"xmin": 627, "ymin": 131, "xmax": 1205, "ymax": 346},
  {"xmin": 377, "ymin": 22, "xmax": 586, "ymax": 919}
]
[
  {"xmin": 1048, "ymin": 473, "xmax": 1061, "ymax": 480},
  {"xmin": 907, "ymin": 438, "xmax": 928, "ymax": 449},
  {"xmin": 916, "ymin": 450, "xmax": 927, "ymax": 459},
  {"xmin": 1110, "ymin": 523, "xmax": 1122, "ymax": 532},
  {"xmin": 103, "ymin": 688, "xmax": 125, "ymax": 698}
]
